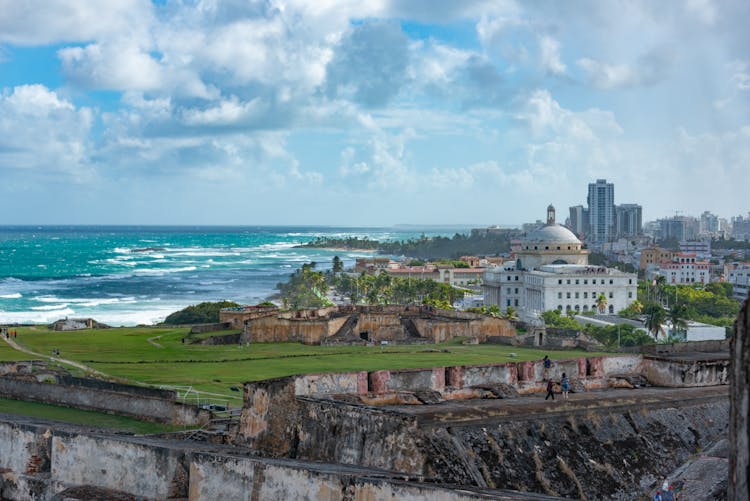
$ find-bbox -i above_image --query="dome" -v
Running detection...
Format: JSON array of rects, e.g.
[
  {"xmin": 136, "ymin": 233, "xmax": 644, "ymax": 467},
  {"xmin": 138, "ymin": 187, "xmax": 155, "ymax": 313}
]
[{"xmin": 525, "ymin": 224, "xmax": 581, "ymax": 244}]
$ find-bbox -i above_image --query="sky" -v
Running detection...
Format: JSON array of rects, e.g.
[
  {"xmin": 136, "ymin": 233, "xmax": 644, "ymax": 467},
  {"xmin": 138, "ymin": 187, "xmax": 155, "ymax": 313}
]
[{"xmin": 0, "ymin": 0, "xmax": 748, "ymax": 226}]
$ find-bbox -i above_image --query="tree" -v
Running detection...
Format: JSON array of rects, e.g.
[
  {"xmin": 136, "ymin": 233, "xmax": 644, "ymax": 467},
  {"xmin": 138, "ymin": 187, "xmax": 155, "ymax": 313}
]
[
  {"xmin": 667, "ymin": 302, "xmax": 688, "ymax": 339},
  {"xmin": 332, "ymin": 256, "xmax": 343, "ymax": 275},
  {"xmin": 505, "ymin": 306, "xmax": 518, "ymax": 321},
  {"xmin": 596, "ymin": 294, "xmax": 608, "ymax": 314},
  {"xmin": 643, "ymin": 303, "xmax": 666, "ymax": 340}
]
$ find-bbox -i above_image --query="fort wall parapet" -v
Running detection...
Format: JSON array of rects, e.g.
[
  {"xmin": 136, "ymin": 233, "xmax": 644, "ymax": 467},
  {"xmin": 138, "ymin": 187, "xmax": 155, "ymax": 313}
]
[
  {"xmin": 230, "ymin": 305, "xmax": 515, "ymax": 346},
  {"xmin": 0, "ymin": 418, "xmax": 496, "ymax": 500},
  {"xmin": 0, "ymin": 376, "xmax": 209, "ymax": 426}
]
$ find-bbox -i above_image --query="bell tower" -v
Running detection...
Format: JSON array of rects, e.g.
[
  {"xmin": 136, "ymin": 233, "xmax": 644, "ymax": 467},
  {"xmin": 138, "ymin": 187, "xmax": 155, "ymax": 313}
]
[{"xmin": 547, "ymin": 204, "xmax": 556, "ymax": 225}]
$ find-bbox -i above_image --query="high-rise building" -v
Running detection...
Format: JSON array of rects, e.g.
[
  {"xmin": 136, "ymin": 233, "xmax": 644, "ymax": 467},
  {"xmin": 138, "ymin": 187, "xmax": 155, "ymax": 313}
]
[
  {"xmin": 587, "ymin": 179, "xmax": 615, "ymax": 243},
  {"xmin": 700, "ymin": 211, "xmax": 720, "ymax": 237},
  {"xmin": 615, "ymin": 204, "xmax": 642, "ymax": 238},
  {"xmin": 568, "ymin": 205, "xmax": 589, "ymax": 239},
  {"xmin": 658, "ymin": 216, "xmax": 699, "ymax": 242}
]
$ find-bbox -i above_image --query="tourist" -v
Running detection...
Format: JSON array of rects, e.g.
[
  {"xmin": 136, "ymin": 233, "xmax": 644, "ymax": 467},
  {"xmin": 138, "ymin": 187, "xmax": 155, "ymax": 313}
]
[
  {"xmin": 542, "ymin": 355, "xmax": 551, "ymax": 379},
  {"xmin": 561, "ymin": 372, "xmax": 570, "ymax": 400},
  {"xmin": 653, "ymin": 490, "xmax": 662, "ymax": 501},
  {"xmin": 544, "ymin": 378, "xmax": 555, "ymax": 400},
  {"xmin": 664, "ymin": 485, "xmax": 675, "ymax": 501}
]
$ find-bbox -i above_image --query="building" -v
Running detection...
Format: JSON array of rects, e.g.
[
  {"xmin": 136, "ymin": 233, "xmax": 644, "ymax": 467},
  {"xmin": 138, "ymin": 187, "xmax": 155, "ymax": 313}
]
[
  {"xmin": 732, "ymin": 213, "xmax": 750, "ymax": 241},
  {"xmin": 724, "ymin": 262, "xmax": 750, "ymax": 302},
  {"xmin": 679, "ymin": 240, "xmax": 711, "ymax": 259},
  {"xmin": 568, "ymin": 204, "xmax": 589, "ymax": 239},
  {"xmin": 658, "ymin": 216, "xmax": 699, "ymax": 242},
  {"xmin": 483, "ymin": 205, "xmax": 637, "ymax": 321},
  {"xmin": 615, "ymin": 204, "xmax": 642, "ymax": 238},
  {"xmin": 651, "ymin": 253, "xmax": 711, "ymax": 285},
  {"xmin": 587, "ymin": 179, "xmax": 615, "ymax": 243},
  {"xmin": 700, "ymin": 211, "xmax": 720, "ymax": 237},
  {"xmin": 639, "ymin": 247, "xmax": 677, "ymax": 270}
]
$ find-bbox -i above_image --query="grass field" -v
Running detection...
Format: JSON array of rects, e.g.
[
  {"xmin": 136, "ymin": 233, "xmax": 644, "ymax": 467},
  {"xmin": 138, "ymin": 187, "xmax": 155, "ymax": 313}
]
[
  {"xmin": 2, "ymin": 326, "xmax": 612, "ymax": 402},
  {"xmin": 0, "ymin": 397, "xmax": 185, "ymax": 434}
]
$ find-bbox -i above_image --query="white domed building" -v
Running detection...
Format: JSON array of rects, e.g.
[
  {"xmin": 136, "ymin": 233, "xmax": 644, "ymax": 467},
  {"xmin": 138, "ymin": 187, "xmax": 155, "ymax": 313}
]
[{"xmin": 483, "ymin": 206, "xmax": 637, "ymax": 321}]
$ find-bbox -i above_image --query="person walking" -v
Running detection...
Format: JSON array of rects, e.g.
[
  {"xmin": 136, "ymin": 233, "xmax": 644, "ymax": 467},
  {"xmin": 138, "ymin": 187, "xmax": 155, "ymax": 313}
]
[
  {"xmin": 561, "ymin": 372, "xmax": 570, "ymax": 400},
  {"xmin": 542, "ymin": 355, "xmax": 552, "ymax": 379},
  {"xmin": 653, "ymin": 491, "xmax": 662, "ymax": 501},
  {"xmin": 544, "ymin": 378, "xmax": 555, "ymax": 400}
]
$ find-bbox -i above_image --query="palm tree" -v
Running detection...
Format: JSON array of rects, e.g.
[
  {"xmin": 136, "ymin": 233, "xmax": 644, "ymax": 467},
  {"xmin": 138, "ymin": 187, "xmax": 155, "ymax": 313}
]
[
  {"xmin": 643, "ymin": 304, "xmax": 666, "ymax": 340},
  {"xmin": 596, "ymin": 294, "xmax": 608, "ymax": 314},
  {"xmin": 505, "ymin": 306, "xmax": 518, "ymax": 321},
  {"xmin": 667, "ymin": 302, "xmax": 688, "ymax": 339}
]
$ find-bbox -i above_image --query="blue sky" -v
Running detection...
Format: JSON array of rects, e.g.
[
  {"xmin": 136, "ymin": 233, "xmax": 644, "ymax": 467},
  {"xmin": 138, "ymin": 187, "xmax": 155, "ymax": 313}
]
[{"xmin": 0, "ymin": 0, "xmax": 748, "ymax": 226}]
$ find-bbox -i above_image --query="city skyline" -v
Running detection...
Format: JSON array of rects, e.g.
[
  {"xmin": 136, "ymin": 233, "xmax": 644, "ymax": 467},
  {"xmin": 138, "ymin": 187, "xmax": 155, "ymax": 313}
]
[{"xmin": 1, "ymin": 1, "xmax": 749, "ymax": 225}]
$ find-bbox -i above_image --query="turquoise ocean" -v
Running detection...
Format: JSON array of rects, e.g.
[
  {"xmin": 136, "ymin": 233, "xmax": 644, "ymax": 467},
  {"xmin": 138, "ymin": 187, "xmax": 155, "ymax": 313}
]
[{"xmin": 0, "ymin": 226, "xmax": 457, "ymax": 326}]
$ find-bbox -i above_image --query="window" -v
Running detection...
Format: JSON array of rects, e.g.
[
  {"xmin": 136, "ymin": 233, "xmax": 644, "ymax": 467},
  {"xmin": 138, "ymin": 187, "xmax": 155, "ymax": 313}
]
[
  {"xmin": 515, "ymin": 276, "xmax": 519, "ymax": 281},
  {"xmin": 609, "ymin": 279, "xmax": 613, "ymax": 284},
  {"xmin": 507, "ymin": 299, "xmax": 511, "ymax": 306},
  {"xmin": 584, "ymin": 279, "xmax": 588, "ymax": 285},
  {"xmin": 628, "ymin": 279, "xmax": 632, "ymax": 284},
  {"xmin": 575, "ymin": 305, "xmax": 580, "ymax": 310},
  {"xmin": 609, "ymin": 292, "xmax": 613, "ymax": 298},
  {"xmin": 507, "ymin": 276, "xmax": 511, "ymax": 281},
  {"xmin": 507, "ymin": 288, "xmax": 511, "ymax": 294},
  {"xmin": 566, "ymin": 279, "xmax": 571, "ymax": 285},
  {"xmin": 575, "ymin": 279, "xmax": 579, "ymax": 285},
  {"xmin": 514, "ymin": 299, "xmax": 519, "ymax": 306},
  {"xmin": 628, "ymin": 292, "xmax": 633, "ymax": 298},
  {"xmin": 558, "ymin": 292, "xmax": 562, "ymax": 299},
  {"xmin": 566, "ymin": 292, "xmax": 571, "ymax": 298},
  {"xmin": 558, "ymin": 279, "xmax": 562, "ymax": 284},
  {"xmin": 557, "ymin": 305, "xmax": 563, "ymax": 311},
  {"xmin": 584, "ymin": 292, "xmax": 588, "ymax": 298},
  {"xmin": 514, "ymin": 288, "xmax": 519, "ymax": 294},
  {"xmin": 575, "ymin": 292, "xmax": 579, "ymax": 298}
]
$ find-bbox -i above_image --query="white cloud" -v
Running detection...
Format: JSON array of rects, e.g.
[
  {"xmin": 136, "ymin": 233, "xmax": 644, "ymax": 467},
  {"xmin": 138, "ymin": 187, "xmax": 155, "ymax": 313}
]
[
  {"xmin": 577, "ymin": 48, "xmax": 673, "ymax": 89},
  {"xmin": 685, "ymin": 0, "xmax": 717, "ymax": 26},
  {"xmin": 0, "ymin": 85, "xmax": 94, "ymax": 181},
  {"xmin": 539, "ymin": 36, "xmax": 566, "ymax": 75},
  {"xmin": 0, "ymin": 0, "xmax": 152, "ymax": 45}
]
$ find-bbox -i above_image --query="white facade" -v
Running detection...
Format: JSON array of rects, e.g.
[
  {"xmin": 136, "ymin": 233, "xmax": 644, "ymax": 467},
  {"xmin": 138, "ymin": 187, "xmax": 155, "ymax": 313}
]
[
  {"xmin": 483, "ymin": 205, "xmax": 637, "ymax": 321},
  {"xmin": 654, "ymin": 253, "xmax": 711, "ymax": 285},
  {"xmin": 484, "ymin": 264, "xmax": 637, "ymax": 318},
  {"xmin": 669, "ymin": 321, "xmax": 726, "ymax": 341},
  {"xmin": 724, "ymin": 262, "xmax": 750, "ymax": 302}
]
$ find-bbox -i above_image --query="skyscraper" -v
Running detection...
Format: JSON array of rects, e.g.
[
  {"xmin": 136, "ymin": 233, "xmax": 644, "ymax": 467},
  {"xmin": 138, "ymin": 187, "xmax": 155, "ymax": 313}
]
[
  {"xmin": 587, "ymin": 179, "xmax": 615, "ymax": 243},
  {"xmin": 615, "ymin": 204, "xmax": 643, "ymax": 238}
]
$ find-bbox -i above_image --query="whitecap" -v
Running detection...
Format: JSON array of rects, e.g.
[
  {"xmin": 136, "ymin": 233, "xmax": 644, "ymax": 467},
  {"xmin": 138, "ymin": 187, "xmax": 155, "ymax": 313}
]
[
  {"xmin": 31, "ymin": 304, "xmax": 69, "ymax": 311},
  {"xmin": 0, "ymin": 293, "xmax": 21, "ymax": 299}
]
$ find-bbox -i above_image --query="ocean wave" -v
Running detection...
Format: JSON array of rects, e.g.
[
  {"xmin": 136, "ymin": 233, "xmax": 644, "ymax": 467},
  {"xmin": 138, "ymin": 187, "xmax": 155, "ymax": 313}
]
[
  {"xmin": 0, "ymin": 293, "xmax": 22, "ymax": 299},
  {"xmin": 0, "ymin": 307, "xmax": 76, "ymax": 324},
  {"xmin": 132, "ymin": 266, "xmax": 198, "ymax": 276},
  {"xmin": 31, "ymin": 304, "xmax": 69, "ymax": 311}
]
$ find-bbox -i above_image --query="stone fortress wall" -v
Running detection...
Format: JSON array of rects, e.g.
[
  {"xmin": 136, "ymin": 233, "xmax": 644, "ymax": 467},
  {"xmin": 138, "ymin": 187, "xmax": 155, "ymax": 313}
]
[{"xmin": 219, "ymin": 305, "xmax": 517, "ymax": 345}]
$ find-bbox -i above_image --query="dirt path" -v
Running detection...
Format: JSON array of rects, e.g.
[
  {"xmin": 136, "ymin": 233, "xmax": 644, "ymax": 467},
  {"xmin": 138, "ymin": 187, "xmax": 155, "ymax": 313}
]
[
  {"xmin": 2, "ymin": 335, "xmax": 111, "ymax": 379},
  {"xmin": 146, "ymin": 335, "xmax": 164, "ymax": 348}
]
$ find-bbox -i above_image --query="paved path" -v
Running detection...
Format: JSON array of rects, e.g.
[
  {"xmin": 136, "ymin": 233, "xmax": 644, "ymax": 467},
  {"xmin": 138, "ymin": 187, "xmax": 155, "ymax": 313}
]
[{"xmin": 389, "ymin": 385, "xmax": 729, "ymax": 427}]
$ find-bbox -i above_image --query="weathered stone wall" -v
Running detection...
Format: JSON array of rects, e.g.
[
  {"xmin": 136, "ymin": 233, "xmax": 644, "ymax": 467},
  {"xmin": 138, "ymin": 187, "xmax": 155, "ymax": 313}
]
[
  {"xmin": 421, "ymin": 400, "xmax": 728, "ymax": 499},
  {"xmin": 0, "ymin": 377, "xmax": 209, "ymax": 425},
  {"xmin": 220, "ymin": 306, "xmax": 279, "ymax": 329},
  {"xmin": 1, "ymin": 418, "xmax": 498, "ymax": 501},
  {"xmin": 358, "ymin": 313, "xmax": 410, "ymax": 341},
  {"xmin": 370, "ymin": 368, "xmax": 444, "ymax": 394},
  {"xmin": 189, "ymin": 322, "xmax": 231, "ymax": 334},
  {"xmin": 642, "ymin": 338, "xmax": 730, "ymax": 355},
  {"xmin": 294, "ymin": 371, "xmax": 367, "ymax": 397},
  {"xmin": 642, "ymin": 357, "xmax": 730, "ymax": 387},
  {"xmin": 293, "ymin": 399, "xmax": 425, "ymax": 473},
  {"xmin": 237, "ymin": 377, "xmax": 300, "ymax": 455},
  {"xmin": 730, "ymin": 295, "xmax": 749, "ymax": 500},
  {"xmin": 243, "ymin": 316, "xmax": 330, "ymax": 344}
]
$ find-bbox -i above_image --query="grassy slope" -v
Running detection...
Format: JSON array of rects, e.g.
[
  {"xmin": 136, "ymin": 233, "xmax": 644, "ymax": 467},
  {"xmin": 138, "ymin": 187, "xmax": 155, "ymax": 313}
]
[
  {"xmin": 0, "ymin": 398, "xmax": 184, "ymax": 434},
  {"xmin": 6, "ymin": 326, "xmax": 610, "ymax": 400}
]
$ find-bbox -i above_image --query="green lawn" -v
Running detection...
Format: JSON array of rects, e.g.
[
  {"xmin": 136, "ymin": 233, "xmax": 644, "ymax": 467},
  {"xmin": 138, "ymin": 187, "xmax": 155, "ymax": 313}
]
[
  {"xmin": 0, "ymin": 398, "xmax": 186, "ymax": 434},
  {"xmin": 8, "ymin": 326, "xmax": 611, "ymax": 399}
]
